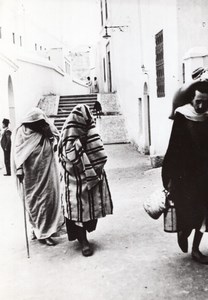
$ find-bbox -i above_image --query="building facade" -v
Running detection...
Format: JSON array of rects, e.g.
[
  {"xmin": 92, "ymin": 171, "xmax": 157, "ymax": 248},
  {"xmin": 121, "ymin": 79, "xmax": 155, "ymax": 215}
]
[
  {"xmin": 97, "ymin": 0, "xmax": 208, "ymax": 158},
  {"xmin": 0, "ymin": 0, "xmax": 88, "ymax": 128}
]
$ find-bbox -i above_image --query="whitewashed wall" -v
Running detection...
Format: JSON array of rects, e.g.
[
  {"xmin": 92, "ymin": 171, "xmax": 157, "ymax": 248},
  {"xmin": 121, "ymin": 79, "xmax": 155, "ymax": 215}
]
[
  {"xmin": 140, "ymin": 0, "xmax": 178, "ymax": 155},
  {"xmin": 97, "ymin": 0, "xmax": 208, "ymax": 156},
  {"xmin": 13, "ymin": 57, "xmax": 88, "ymax": 122},
  {"xmin": 0, "ymin": 54, "xmax": 18, "ymax": 128},
  {"xmin": 98, "ymin": 0, "xmax": 142, "ymax": 147}
]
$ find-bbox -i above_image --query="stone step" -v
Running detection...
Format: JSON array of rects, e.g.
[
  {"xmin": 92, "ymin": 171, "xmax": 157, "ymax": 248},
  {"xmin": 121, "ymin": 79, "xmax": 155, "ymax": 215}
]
[
  {"xmin": 58, "ymin": 103, "xmax": 95, "ymax": 108},
  {"xmin": 60, "ymin": 94, "xmax": 97, "ymax": 99},
  {"xmin": 59, "ymin": 102, "xmax": 96, "ymax": 107},
  {"xmin": 60, "ymin": 97, "xmax": 97, "ymax": 102},
  {"xmin": 55, "ymin": 111, "xmax": 96, "ymax": 118},
  {"xmin": 54, "ymin": 94, "xmax": 98, "ymax": 131}
]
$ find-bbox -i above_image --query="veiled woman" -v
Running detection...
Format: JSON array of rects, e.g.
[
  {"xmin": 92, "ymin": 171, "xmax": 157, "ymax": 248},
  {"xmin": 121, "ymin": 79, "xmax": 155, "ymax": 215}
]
[
  {"xmin": 13, "ymin": 107, "xmax": 61, "ymax": 246},
  {"xmin": 58, "ymin": 104, "xmax": 113, "ymax": 256}
]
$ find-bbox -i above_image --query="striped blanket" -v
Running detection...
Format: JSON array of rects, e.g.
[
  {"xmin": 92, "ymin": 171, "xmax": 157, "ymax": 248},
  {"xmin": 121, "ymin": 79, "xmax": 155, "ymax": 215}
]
[{"xmin": 58, "ymin": 104, "xmax": 113, "ymax": 222}]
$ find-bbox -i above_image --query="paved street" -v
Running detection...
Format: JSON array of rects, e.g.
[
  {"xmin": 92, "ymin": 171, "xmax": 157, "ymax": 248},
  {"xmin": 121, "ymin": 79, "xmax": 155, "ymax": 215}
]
[{"xmin": 0, "ymin": 144, "xmax": 208, "ymax": 300}]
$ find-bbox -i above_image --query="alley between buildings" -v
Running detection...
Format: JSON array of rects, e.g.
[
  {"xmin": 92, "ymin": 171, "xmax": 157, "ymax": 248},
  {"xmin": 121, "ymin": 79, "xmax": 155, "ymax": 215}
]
[{"xmin": 0, "ymin": 144, "xmax": 208, "ymax": 300}]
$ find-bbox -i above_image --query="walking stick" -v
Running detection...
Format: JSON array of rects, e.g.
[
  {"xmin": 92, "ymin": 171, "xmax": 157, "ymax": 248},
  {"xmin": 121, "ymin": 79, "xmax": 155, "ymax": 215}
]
[{"xmin": 20, "ymin": 182, "xmax": 30, "ymax": 258}]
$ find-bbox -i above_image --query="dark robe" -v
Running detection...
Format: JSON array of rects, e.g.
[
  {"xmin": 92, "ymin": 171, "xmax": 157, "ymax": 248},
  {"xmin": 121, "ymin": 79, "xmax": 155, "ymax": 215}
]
[
  {"xmin": 1, "ymin": 128, "xmax": 11, "ymax": 175},
  {"xmin": 162, "ymin": 113, "xmax": 208, "ymax": 232}
]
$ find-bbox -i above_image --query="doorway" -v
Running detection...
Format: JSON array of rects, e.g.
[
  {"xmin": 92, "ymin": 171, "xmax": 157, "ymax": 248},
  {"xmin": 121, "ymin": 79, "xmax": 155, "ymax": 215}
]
[
  {"xmin": 8, "ymin": 76, "xmax": 16, "ymax": 129},
  {"xmin": 106, "ymin": 43, "xmax": 112, "ymax": 92},
  {"xmin": 143, "ymin": 82, "xmax": 151, "ymax": 154}
]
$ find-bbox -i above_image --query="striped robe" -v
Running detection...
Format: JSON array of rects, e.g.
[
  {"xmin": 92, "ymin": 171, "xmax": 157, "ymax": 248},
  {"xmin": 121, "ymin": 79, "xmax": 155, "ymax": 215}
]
[{"xmin": 58, "ymin": 104, "xmax": 113, "ymax": 222}]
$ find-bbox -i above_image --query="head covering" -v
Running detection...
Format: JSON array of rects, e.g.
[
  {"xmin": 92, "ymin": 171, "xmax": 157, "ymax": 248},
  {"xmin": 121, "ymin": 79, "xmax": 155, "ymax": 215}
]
[
  {"xmin": 21, "ymin": 107, "xmax": 49, "ymax": 124},
  {"xmin": 13, "ymin": 107, "xmax": 59, "ymax": 170},
  {"xmin": 175, "ymin": 103, "xmax": 208, "ymax": 122},
  {"xmin": 19, "ymin": 107, "xmax": 59, "ymax": 137},
  {"xmin": 2, "ymin": 118, "xmax": 10, "ymax": 126},
  {"xmin": 59, "ymin": 104, "xmax": 107, "ymax": 190},
  {"xmin": 169, "ymin": 79, "xmax": 208, "ymax": 120},
  {"xmin": 192, "ymin": 67, "xmax": 205, "ymax": 80}
]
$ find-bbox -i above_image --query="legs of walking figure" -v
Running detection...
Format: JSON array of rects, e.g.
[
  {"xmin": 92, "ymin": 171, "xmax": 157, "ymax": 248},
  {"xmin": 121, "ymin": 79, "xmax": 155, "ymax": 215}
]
[
  {"xmin": 65, "ymin": 218, "xmax": 96, "ymax": 256},
  {"xmin": 191, "ymin": 230, "xmax": 208, "ymax": 264},
  {"xmin": 77, "ymin": 226, "xmax": 93, "ymax": 257},
  {"xmin": 4, "ymin": 150, "xmax": 11, "ymax": 175},
  {"xmin": 177, "ymin": 229, "xmax": 191, "ymax": 253}
]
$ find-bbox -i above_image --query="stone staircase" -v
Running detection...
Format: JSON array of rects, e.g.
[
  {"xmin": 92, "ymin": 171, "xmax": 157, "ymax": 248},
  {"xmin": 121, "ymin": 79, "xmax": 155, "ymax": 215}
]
[
  {"xmin": 54, "ymin": 94, "xmax": 97, "ymax": 131},
  {"xmin": 38, "ymin": 92, "xmax": 128, "ymax": 144}
]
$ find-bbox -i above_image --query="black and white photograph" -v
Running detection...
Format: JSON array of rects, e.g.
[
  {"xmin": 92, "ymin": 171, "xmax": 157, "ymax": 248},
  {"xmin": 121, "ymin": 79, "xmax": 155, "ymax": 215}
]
[{"xmin": 1, "ymin": 0, "xmax": 208, "ymax": 299}]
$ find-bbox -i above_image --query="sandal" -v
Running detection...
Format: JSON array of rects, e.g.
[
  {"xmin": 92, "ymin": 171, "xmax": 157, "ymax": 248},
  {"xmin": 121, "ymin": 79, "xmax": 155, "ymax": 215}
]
[
  {"xmin": 30, "ymin": 230, "xmax": 37, "ymax": 240},
  {"xmin": 82, "ymin": 244, "xmax": 93, "ymax": 257},
  {"xmin": 45, "ymin": 237, "xmax": 56, "ymax": 246},
  {"xmin": 192, "ymin": 249, "xmax": 208, "ymax": 264},
  {"xmin": 39, "ymin": 237, "xmax": 56, "ymax": 246}
]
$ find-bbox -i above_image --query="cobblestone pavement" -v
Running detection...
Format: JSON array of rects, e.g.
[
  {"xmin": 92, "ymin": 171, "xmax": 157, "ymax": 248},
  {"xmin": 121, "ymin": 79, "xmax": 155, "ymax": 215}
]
[{"xmin": 0, "ymin": 144, "xmax": 208, "ymax": 300}]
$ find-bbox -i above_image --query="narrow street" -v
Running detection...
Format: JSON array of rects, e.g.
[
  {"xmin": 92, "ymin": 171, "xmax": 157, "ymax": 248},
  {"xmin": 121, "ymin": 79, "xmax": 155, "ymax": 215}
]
[{"xmin": 0, "ymin": 144, "xmax": 208, "ymax": 300}]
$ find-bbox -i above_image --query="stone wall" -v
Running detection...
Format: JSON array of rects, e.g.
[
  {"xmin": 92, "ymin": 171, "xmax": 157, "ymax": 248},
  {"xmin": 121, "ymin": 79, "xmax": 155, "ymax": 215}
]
[
  {"xmin": 96, "ymin": 93, "xmax": 128, "ymax": 144},
  {"xmin": 96, "ymin": 115, "xmax": 128, "ymax": 144},
  {"xmin": 97, "ymin": 93, "xmax": 120, "ymax": 114},
  {"xmin": 37, "ymin": 94, "xmax": 59, "ymax": 123}
]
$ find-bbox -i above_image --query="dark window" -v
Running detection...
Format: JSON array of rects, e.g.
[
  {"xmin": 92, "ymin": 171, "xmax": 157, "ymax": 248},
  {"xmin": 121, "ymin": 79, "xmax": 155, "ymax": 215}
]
[
  {"xmin": 40, "ymin": 46, "xmax": 42, "ymax": 50},
  {"xmin": 182, "ymin": 63, "xmax": 185, "ymax": 83},
  {"xmin": 35, "ymin": 43, "xmax": 37, "ymax": 50},
  {"xmin": 12, "ymin": 32, "xmax": 15, "ymax": 44},
  {"xmin": 0, "ymin": 27, "xmax": 2, "ymax": 39},
  {"xmin": 103, "ymin": 57, "xmax": 106, "ymax": 82},
  {"xmin": 100, "ymin": 0, "xmax": 103, "ymax": 26},
  {"xmin": 155, "ymin": 30, "xmax": 165, "ymax": 97},
  {"xmin": 105, "ymin": 0, "xmax": 108, "ymax": 20},
  {"xmin": 20, "ymin": 36, "xmax": 22, "ymax": 46}
]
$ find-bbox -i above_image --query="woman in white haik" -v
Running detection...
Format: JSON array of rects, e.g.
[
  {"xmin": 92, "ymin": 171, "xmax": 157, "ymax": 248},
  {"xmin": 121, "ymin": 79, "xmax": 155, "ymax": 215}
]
[{"xmin": 13, "ymin": 107, "xmax": 61, "ymax": 246}]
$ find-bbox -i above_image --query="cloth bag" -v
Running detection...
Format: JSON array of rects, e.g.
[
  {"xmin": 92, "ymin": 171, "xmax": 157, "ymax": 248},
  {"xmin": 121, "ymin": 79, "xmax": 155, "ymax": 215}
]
[{"xmin": 143, "ymin": 189, "xmax": 167, "ymax": 220}]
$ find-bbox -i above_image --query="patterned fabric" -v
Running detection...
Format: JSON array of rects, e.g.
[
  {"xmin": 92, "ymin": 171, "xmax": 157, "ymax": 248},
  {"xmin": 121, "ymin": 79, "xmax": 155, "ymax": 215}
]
[
  {"xmin": 58, "ymin": 104, "xmax": 113, "ymax": 222},
  {"xmin": 13, "ymin": 107, "xmax": 61, "ymax": 239}
]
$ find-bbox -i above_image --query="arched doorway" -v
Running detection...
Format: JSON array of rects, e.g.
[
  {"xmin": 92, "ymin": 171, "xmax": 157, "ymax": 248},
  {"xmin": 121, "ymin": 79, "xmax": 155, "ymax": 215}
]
[
  {"xmin": 143, "ymin": 82, "xmax": 151, "ymax": 154},
  {"xmin": 8, "ymin": 76, "xmax": 16, "ymax": 129}
]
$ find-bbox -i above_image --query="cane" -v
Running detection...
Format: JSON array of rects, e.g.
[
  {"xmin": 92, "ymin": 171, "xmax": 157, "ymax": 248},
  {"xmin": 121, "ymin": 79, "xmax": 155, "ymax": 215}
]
[{"xmin": 20, "ymin": 182, "xmax": 30, "ymax": 258}]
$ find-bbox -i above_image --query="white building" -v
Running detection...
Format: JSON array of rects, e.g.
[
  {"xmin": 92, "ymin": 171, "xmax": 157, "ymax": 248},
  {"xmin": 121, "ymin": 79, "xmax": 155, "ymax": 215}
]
[
  {"xmin": 0, "ymin": 0, "xmax": 88, "ymax": 128},
  {"xmin": 97, "ymin": 0, "xmax": 208, "ymax": 161}
]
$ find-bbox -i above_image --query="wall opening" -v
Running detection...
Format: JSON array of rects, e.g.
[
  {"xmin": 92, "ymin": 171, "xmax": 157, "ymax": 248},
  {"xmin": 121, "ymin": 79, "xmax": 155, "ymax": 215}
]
[
  {"xmin": 106, "ymin": 43, "xmax": 112, "ymax": 92},
  {"xmin": 8, "ymin": 76, "xmax": 16, "ymax": 129},
  {"xmin": 143, "ymin": 82, "xmax": 151, "ymax": 154}
]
